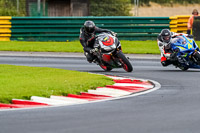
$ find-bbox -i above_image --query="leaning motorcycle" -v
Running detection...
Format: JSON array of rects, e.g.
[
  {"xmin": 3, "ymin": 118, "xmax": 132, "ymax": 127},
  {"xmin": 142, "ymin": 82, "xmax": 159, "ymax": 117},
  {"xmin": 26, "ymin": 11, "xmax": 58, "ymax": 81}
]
[
  {"xmin": 92, "ymin": 32, "xmax": 133, "ymax": 72},
  {"xmin": 170, "ymin": 35, "xmax": 200, "ymax": 71}
]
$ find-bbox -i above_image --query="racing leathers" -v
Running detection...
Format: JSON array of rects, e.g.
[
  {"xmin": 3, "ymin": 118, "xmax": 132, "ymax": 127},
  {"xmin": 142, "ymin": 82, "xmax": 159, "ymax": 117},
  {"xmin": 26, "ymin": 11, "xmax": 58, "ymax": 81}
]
[
  {"xmin": 79, "ymin": 26, "xmax": 114, "ymax": 63},
  {"xmin": 157, "ymin": 32, "xmax": 189, "ymax": 66}
]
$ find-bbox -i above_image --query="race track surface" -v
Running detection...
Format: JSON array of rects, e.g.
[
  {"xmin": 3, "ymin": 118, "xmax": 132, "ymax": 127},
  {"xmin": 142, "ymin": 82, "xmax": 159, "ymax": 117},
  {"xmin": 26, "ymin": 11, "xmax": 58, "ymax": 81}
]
[{"xmin": 0, "ymin": 55, "xmax": 200, "ymax": 133}]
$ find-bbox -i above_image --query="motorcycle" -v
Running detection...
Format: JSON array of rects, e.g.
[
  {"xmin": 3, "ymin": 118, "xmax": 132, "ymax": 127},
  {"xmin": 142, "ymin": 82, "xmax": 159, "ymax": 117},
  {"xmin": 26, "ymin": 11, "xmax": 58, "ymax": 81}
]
[
  {"xmin": 92, "ymin": 32, "xmax": 133, "ymax": 72},
  {"xmin": 170, "ymin": 35, "xmax": 200, "ymax": 71}
]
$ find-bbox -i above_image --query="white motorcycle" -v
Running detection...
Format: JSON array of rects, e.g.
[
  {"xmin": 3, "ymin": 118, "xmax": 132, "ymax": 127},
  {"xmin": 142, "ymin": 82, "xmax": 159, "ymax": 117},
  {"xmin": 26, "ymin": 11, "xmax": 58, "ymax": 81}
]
[{"xmin": 92, "ymin": 32, "xmax": 133, "ymax": 72}]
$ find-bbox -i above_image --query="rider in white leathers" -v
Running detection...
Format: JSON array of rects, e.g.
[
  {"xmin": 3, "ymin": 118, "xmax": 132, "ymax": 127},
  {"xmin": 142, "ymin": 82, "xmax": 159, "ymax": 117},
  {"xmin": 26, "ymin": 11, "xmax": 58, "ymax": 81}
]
[{"xmin": 157, "ymin": 29, "xmax": 189, "ymax": 66}]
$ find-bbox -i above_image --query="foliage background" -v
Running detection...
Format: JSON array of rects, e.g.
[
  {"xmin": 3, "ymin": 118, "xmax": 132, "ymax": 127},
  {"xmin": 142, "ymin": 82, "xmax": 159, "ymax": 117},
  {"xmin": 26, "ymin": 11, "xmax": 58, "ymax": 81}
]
[
  {"xmin": 131, "ymin": 0, "xmax": 200, "ymax": 6},
  {"xmin": 0, "ymin": 0, "xmax": 200, "ymax": 16},
  {"xmin": 0, "ymin": 0, "xmax": 26, "ymax": 16},
  {"xmin": 89, "ymin": 0, "xmax": 132, "ymax": 16}
]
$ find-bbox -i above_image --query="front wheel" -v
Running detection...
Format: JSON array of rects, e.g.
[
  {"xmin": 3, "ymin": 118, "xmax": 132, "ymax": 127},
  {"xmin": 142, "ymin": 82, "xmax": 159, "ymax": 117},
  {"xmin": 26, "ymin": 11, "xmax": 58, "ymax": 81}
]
[
  {"xmin": 117, "ymin": 51, "xmax": 133, "ymax": 72},
  {"xmin": 194, "ymin": 51, "xmax": 200, "ymax": 65},
  {"xmin": 99, "ymin": 64, "xmax": 112, "ymax": 71}
]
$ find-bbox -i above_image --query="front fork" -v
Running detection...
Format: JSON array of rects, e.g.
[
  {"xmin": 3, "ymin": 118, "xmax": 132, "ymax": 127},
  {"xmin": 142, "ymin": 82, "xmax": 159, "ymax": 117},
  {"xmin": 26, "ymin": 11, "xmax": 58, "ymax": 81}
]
[
  {"xmin": 102, "ymin": 50, "xmax": 122, "ymax": 67},
  {"xmin": 112, "ymin": 50, "xmax": 124, "ymax": 66},
  {"xmin": 192, "ymin": 50, "xmax": 200, "ymax": 63}
]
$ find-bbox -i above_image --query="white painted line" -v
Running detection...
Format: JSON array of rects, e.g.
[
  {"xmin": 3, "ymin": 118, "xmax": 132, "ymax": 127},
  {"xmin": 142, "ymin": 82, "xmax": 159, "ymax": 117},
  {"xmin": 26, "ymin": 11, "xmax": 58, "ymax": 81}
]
[
  {"xmin": 106, "ymin": 76, "xmax": 130, "ymax": 80},
  {"xmin": 106, "ymin": 75, "xmax": 151, "ymax": 83},
  {"xmin": 113, "ymin": 83, "xmax": 153, "ymax": 88},
  {"xmin": 88, "ymin": 90, "xmax": 126, "ymax": 97},
  {"xmin": 50, "ymin": 96, "xmax": 88, "ymax": 103},
  {"xmin": 31, "ymin": 96, "xmax": 74, "ymax": 106},
  {"xmin": 96, "ymin": 87, "xmax": 131, "ymax": 95}
]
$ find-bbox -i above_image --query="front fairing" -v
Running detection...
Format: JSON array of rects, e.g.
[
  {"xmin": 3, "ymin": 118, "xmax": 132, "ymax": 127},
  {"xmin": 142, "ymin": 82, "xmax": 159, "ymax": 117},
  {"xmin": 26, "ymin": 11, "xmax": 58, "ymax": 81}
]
[
  {"xmin": 94, "ymin": 33, "xmax": 122, "ymax": 68},
  {"xmin": 94, "ymin": 33, "xmax": 117, "ymax": 54},
  {"xmin": 99, "ymin": 42, "xmax": 116, "ymax": 54},
  {"xmin": 171, "ymin": 36, "xmax": 198, "ymax": 56}
]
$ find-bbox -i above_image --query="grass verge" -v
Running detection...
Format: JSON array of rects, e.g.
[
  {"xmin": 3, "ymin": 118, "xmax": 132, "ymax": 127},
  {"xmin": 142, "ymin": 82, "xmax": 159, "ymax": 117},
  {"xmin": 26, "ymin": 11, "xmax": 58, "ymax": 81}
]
[
  {"xmin": 0, "ymin": 40, "xmax": 161, "ymax": 54},
  {"xmin": 1, "ymin": 40, "xmax": 200, "ymax": 54},
  {"xmin": 0, "ymin": 64, "xmax": 114, "ymax": 104}
]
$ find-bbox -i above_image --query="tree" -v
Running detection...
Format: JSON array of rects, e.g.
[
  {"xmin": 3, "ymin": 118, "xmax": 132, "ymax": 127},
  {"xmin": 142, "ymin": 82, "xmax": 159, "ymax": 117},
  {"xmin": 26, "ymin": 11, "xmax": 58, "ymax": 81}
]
[
  {"xmin": 0, "ymin": 0, "xmax": 26, "ymax": 16},
  {"xmin": 89, "ymin": 0, "xmax": 132, "ymax": 16}
]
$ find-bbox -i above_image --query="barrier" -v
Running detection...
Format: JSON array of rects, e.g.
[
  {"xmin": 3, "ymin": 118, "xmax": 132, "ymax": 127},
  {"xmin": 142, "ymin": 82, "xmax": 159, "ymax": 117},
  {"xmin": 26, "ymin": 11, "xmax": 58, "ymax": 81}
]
[
  {"xmin": 8, "ymin": 16, "xmax": 170, "ymax": 41},
  {"xmin": 170, "ymin": 15, "xmax": 190, "ymax": 33},
  {"xmin": 0, "ymin": 16, "xmax": 198, "ymax": 41},
  {"xmin": 0, "ymin": 16, "xmax": 12, "ymax": 41}
]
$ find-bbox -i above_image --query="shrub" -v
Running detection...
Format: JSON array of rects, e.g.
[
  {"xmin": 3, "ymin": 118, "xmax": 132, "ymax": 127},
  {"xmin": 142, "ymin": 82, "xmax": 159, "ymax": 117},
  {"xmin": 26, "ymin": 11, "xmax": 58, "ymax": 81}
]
[{"xmin": 89, "ymin": 0, "xmax": 132, "ymax": 16}]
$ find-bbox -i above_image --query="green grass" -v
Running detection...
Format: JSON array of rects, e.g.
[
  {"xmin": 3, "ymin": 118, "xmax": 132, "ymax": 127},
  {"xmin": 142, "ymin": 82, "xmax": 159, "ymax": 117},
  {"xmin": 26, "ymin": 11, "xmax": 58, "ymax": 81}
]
[
  {"xmin": 0, "ymin": 41, "xmax": 83, "ymax": 52},
  {"xmin": 0, "ymin": 40, "xmax": 162, "ymax": 54},
  {"xmin": 2, "ymin": 40, "xmax": 199, "ymax": 54},
  {"xmin": 0, "ymin": 64, "xmax": 114, "ymax": 104},
  {"xmin": 121, "ymin": 40, "xmax": 160, "ymax": 54}
]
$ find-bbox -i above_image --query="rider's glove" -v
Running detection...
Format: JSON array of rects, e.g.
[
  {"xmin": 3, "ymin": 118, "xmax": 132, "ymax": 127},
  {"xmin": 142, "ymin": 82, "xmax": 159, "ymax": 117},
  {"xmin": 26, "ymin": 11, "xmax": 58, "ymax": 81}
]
[
  {"xmin": 89, "ymin": 49, "xmax": 95, "ymax": 54},
  {"xmin": 89, "ymin": 48, "xmax": 98, "ymax": 54},
  {"xmin": 110, "ymin": 31, "xmax": 117, "ymax": 36},
  {"xmin": 170, "ymin": 53, "xmax": 176, "ymax": 58},
  {"xmin": 170, "ymin": 53, "xmax": 178, "ymax": 62},
  {"xmin": 187, "ymin": 34, "xmax": 193, "ymax": 38}
]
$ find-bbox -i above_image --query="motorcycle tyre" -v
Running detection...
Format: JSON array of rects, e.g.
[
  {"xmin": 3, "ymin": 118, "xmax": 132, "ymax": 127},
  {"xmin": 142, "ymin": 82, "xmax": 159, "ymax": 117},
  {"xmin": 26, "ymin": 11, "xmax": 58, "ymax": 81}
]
[
  {"xmin": 179, "ymin": 66, "xmax": 189, "ymax": 71},
  {"xmin": 194, "ymin": 52, "xmax": 200, "ymax": 65},
  {"xmin": 99, "ymin": 64, "xmax": 112, "ymax": 71},
  {"xmin": 117, "ymin": 51, "xmax": 133, "ymax": 72}
]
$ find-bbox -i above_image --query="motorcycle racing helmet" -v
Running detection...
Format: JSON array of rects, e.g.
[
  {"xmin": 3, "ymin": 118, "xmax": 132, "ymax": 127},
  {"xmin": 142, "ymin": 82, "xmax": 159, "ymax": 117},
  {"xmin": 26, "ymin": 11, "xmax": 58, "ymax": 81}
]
[
  {"xmin": 160, "ymin": 29, "xmax": 172, "ymax": 46},
  {"xmin": 84, "ymin": 21, "xmax": 96, "ymax": 34}
]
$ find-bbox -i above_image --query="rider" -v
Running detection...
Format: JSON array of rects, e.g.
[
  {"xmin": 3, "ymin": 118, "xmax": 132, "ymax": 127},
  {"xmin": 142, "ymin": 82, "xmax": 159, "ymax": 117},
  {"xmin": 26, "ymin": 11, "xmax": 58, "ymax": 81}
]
[
  {"xmin": 157, "ymin": 29, "xmax": 190, "ymax": 66},
  {"xmin": 79, "ymin": 20, "xmax": 115, "ymax": 63}
]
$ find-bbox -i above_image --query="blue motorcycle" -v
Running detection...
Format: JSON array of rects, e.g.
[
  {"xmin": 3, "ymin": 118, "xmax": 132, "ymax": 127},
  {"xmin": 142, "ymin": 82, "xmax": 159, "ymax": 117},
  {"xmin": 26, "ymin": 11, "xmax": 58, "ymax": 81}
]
[{"xmin": 170, "ymin": 35, "xmax": 200, "ymax": 71}]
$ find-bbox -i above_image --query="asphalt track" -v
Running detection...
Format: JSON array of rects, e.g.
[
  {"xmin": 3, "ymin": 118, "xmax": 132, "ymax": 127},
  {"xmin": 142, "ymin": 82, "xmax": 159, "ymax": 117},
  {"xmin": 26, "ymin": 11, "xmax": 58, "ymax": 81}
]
[{"xmin": 0, "ymin": 53, "xmax": 200, "ymax": 133}]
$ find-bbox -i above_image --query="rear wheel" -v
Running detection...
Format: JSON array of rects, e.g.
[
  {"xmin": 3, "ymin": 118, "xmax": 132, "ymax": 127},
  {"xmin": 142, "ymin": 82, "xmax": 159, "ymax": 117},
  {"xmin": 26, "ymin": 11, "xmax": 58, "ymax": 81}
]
[
  {"xmin": 176, "ymin": 61, "xmax": 189, "ymax": 71},
  {"xmin": 117, "ymin": 51, "xmax": 133, "ymax": 72},
  {"xmin": 179, "ymin": 66, "xmax": 189, "ymax": 71}
]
